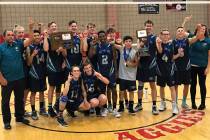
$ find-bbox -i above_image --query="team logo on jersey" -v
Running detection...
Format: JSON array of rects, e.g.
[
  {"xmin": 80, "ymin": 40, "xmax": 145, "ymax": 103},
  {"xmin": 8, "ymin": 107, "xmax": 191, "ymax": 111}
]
[{"xmin": 15, "ymin": 47, "xmax": 19, "ymax": 51}]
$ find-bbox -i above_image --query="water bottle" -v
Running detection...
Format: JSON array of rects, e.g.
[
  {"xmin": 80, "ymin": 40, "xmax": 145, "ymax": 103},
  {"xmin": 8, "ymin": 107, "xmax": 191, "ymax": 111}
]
[{"xmin": 144, "ymin": 87, "xmax": 148, "ymax": 99}]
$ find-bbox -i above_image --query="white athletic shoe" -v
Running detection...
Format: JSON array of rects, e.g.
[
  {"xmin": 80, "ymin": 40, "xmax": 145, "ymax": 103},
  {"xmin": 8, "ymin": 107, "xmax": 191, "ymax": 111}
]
[
  {"xmin": 101, "ymin": 108, "xmax": 108, "ymax": 117},
  {"xmin": 172, "ymin": 102, "xmax": 179, "ymax": 115},
  {"xmin": 152, "ymin": 105, "xmax": 159, "ymax": 115},
  {"xmin": 112, "ymin": 109, "xmax": 121, "ymax": 118},
  {"xmin": 159, "ymin": 100, "xmax": 167, "ymax": 112}
]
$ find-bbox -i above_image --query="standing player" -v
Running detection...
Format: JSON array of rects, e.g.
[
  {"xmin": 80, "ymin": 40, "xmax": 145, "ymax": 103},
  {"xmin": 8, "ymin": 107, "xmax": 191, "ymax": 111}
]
[
  {"xmin": 136, "ymin": 20, "xmax": 159, "ymax": 115},
  {"xmin": 82, "ymin": 61, "xmax": 109, "ymax": 116},
  {"xmin": 156, "ymin": 29, "xmax": 179, "ymax": 115},
  {"xmin": 106, "ymin": 28, "xmax": 124, "ymax": 112},
  {"xmin": 56, "ymin": 66, "xmax": 90, "ymax": 126},
  {"xmin": 89, "ymin": 30, "xmax": 120, "ymax": 117},
  {"xmin": 44, "ymin": 21, "xmax": 67, "ymax": 117},
  {"xmin": 173, "ymin": 27, "xmax": 191, "ymax": 109},
  {"xmin": 66, "ymin": 20, "xmax": 83, "ymax": 70},
  {"xmin": 116, "ymin": 36, "xmax": 138, "ymax": 115},
  {"xmin": 27, "ymin": 30, "xmax": 48, "ymax": 120}
]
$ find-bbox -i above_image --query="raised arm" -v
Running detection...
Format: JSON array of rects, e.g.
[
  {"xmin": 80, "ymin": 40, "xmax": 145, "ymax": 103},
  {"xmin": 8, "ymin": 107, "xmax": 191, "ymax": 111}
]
[
  {"xmin": 156, "ymin": 37, "xmax": 163, "ymax": 53},
  {"xmin": 62, "ymin": 74, "xmax": 72, "ymax": 96},
  {"xmin": 94, "ymin": 71, "xmax": 110, "ymax": 85},
  {"xmin": 24, "ymin": 17, "xmax": 35, "ymax": 47},
  {"xmin": 26, "ymin": 47, "xmax": 38, "ymax": 66},
  {"xmin": 43, "ymin": 30, "xmax": 49, "ymax": 52},
  {"xmin": 181, "ymin": 15, "xmax": 192, "ymax": 28}
]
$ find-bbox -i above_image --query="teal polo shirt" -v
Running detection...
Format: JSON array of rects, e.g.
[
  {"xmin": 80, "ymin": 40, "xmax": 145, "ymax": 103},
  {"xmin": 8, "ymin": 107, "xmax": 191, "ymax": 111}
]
[
  {"xmin": 0, "ymin": 41, "xmax": 25, "ymax": 82},
  {"xmin": 190, "ymin": 37, "xmax": 210, "ymax": 67}
]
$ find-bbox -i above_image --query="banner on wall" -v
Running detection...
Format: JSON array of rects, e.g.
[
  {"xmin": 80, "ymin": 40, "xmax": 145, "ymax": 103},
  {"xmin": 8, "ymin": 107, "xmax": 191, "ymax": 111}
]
[
  {"xmin": 166, "ymin": 0, "xmax": 186, "ymax": 11},
  {"xmin": 138, "ymin": 4, "xmax": 159, "ymax": 14}
]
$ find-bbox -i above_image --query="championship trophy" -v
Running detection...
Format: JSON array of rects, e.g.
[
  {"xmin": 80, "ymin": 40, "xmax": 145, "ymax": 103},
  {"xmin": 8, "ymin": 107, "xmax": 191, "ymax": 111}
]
[
  {"xmin": 136, "ymin": 29, "xmax": 150, "ymax": 57},
  {"xmin": 49, "ymin": 32, "xmax": 73, "ymax": 51}
]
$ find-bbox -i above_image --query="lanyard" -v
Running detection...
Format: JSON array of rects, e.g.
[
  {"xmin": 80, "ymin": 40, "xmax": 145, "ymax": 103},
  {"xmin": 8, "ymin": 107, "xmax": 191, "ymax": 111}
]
[{"xmin": 123, "ymin": 47, "xmax": 132, "ymax": 62}]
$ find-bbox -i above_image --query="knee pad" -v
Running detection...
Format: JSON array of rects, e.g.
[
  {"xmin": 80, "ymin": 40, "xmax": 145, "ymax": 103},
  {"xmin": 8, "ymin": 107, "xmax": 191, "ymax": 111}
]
[{"xmin": 60, "ymin": 96, "xmax": 68, "ymax": 103}]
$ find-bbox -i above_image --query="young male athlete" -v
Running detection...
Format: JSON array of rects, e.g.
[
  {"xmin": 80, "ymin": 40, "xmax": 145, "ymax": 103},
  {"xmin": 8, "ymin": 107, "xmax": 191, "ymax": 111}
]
[
  {"xmin": 82, "ymin": 61, "xmax": 109, "ymax": 116},
  {"xmin": 27, "ymin": 30, "xmax": 48, "ymax": 120},
  {"xmin": 56, "ymin": 66, "xmax": 90, "ymax": 126}
]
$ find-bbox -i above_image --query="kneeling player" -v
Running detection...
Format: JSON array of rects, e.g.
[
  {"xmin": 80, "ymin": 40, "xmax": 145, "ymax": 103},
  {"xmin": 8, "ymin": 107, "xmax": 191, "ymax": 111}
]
[
  {"xmin": 82, "ymin": 62, "xmax": 109, "ymax": 116},
  {"xmin": 56, "ymin": 66, "xmax": 90, "ymax": 126}
]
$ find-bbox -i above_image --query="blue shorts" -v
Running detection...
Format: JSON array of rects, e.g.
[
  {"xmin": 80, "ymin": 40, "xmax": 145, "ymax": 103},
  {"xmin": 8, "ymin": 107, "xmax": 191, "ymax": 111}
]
[{"xmin": 29, "ymin": 77, "xmax": 47, "ymax": 92}]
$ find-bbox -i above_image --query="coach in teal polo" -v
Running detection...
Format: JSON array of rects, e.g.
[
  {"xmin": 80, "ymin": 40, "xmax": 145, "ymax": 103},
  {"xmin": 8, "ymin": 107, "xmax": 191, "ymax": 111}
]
[
  {"xmin": 190, "ymin": 24, "xmax": 210, "ymax": 111},
  {"xmin": 0, "ymin": 30, "xmax": 30, "ymax": 130}
]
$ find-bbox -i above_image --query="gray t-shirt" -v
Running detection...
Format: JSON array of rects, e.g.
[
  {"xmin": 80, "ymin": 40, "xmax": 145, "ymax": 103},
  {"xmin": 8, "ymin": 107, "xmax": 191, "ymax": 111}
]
[{"xmin": 119, "ymin": 47, "xmax": 137, "ymax": 81}]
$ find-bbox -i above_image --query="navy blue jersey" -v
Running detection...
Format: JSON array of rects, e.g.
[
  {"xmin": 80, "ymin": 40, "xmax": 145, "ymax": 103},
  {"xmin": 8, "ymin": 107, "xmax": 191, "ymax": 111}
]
[
  {"xmin": 67, "ymin": 79, "xmax": 83, "ymax": 101},
  {"xmin": 96, "ymin": 42, "xmax": 115, "ymax": 77},
  {"xmin": 15, "ymin": 39, "xmax": 29, "ymax": 77},
  {"xmin": 82, "ymin": 72, "xmax": 99, "ymax": 95},
  {"xmin": 139, "ymin": 34, "xmax": 157, "ymax": 70},
  {"xmin": 157, "ymin": 42, "xmax": 175, "ymax": 76},
  {"xmin": 47, "ymin": 38, "xmax": 65, "ymax": 73},
  {"xmin": 66, "ymin": 35, "xmax": 82, "ymax": 69},
  {"xmin": 28, "ymin": 43, "xmax": 47, "ymax": 79},
  {"xmin": 173, "ymin": 38, "xmax": 190, "ymax": 71}
]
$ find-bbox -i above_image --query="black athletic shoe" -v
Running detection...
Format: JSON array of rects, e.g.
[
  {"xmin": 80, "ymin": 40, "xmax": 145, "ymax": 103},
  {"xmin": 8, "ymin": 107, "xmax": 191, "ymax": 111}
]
[
  {"xmin": 16, "ymin": 117, "xmax": 30, "ymax": 124},
  {"xmin": 4, "ymin": 123, "xmax": 11, "ymax": 130},
  {"xmin": 31, "ymin": 111, "xmax": 39, "ymax": 120},
  {"xmin": 118, "ymin": 106, "xmax": 124, "ymax": 113},
  {"xmin": 48, "ymin": 107, "xmax": 57, "ymax": 117},
  {"xmin": 84, "ymin": 110, "xmax": 90, "ymax": 116},
  {"xmin": 39, "ymin": 108, "xmax": 48, "ymax": 117},
  {"xmin": 198, "ymin": 104, "xmax": 206, "ymax": 110},
  {"xmin": 89, "ymin": 108, "xmax": 95, "ymax": 114},
  {"xmin": 128, "ymin": 109, "xmax": 136, "ymax": 115},
  {"xmin": 57, "ymin": 116, "xmax": 68, "ymax": 127},
  {"xmin": 192, "ymin": 104, "xmax": 197, "ymax": 110}
]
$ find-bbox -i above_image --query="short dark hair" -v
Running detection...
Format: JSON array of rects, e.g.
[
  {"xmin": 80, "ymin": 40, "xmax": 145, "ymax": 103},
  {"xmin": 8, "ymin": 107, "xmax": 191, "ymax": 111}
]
[
  {"xmin": 71, "ymin": 65, "xmax": 80, "ymax": 72},
  {"xmin": 144, "ymin": 20, "xmax": 154, "ymax": 26},
  {"xmin": 123, "ymin": 35, "xmax": 133, "ymax": 42},
  {"xmin": 83, "ymin": 59, "xmax": 92, "ymax": 67},
  {"xmin": 68, "ymin": 20, "xmax": 77, "ymax": 26},
  {"xmin": 87, "ymin": 23, "xmax": 96, "ymax": 28},
  {"xmin": 106, "ymin": 28, "xmax": 116, "ymax": 34},
  {"xmin": 33, "ymin": 30, "xmax": 40, "ymax": 34},
  {"xmin": 160, "ymin": 28, "xmax": 169, "ymax": 34},
  {"xmin": 48, "ymin": 21, "xmax": 56, "ymax": 28},
  {"xmin": 176, "ymin": 26, "xmax": 184, "ymax": 30},
  {"xmin": 98, "ymin": 30, "xmax": 106, "ymax": 36},
  {"xmin": 3, "ymin": 29, "xmax": 13, "ymax": 37}
]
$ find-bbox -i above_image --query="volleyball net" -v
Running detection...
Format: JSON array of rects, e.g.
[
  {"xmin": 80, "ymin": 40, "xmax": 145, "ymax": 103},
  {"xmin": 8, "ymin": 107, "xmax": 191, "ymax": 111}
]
[{"xmin": 0, "ymin": 0, "xmax": 209, "ymax": 40}]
